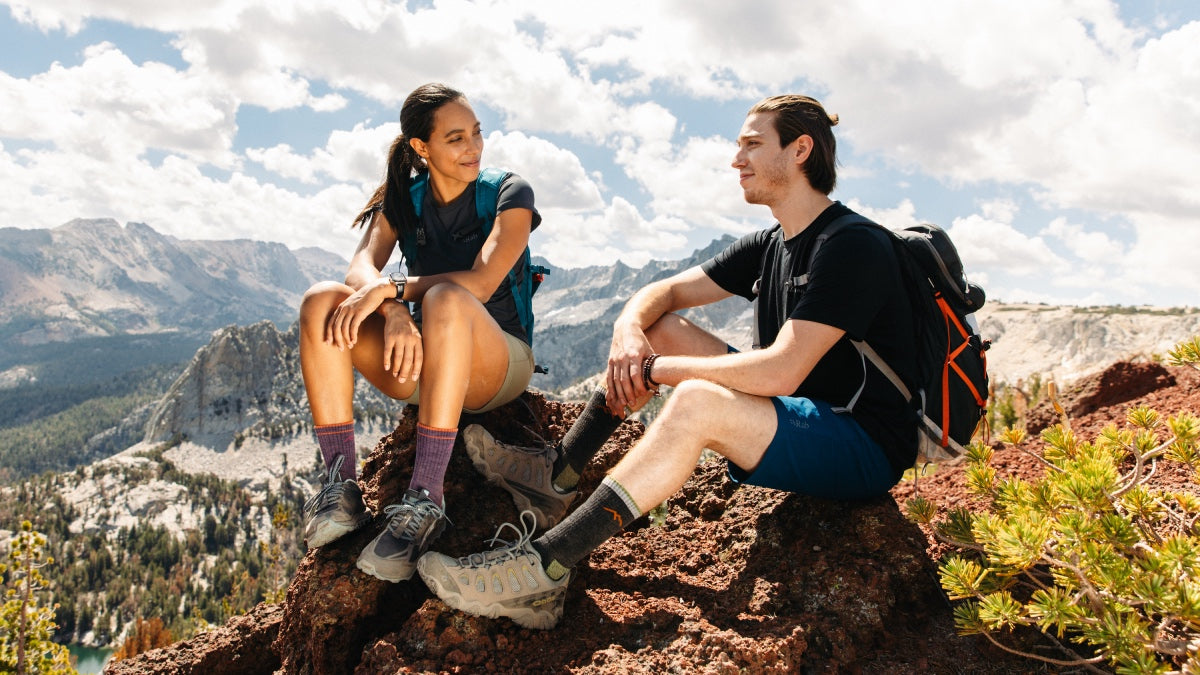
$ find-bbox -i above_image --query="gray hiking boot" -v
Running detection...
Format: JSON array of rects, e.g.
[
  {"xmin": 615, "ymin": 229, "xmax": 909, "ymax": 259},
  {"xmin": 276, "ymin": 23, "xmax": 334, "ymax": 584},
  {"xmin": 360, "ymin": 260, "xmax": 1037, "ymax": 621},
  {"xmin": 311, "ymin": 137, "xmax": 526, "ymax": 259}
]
[
  {"xmin": 356, "ymin": 488, "xmax": 448, "ymax": 582},
  {"xmin": 303, "ymin": 455, "xmax": 373, "ymax": 549},
  {"xmin": 417, "ymin": 510, "xmax": 570, "ymax": 630},
  {"xmin": 463, "ymin": 424, "xmax": 576, "ymax": 530}
]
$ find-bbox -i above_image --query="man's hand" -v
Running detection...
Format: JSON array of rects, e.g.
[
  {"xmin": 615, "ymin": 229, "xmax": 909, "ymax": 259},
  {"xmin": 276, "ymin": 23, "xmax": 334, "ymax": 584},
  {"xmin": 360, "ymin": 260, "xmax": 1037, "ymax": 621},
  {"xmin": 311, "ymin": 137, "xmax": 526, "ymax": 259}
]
[{"xmin": 606, "ymin": 320, "xmax": 655, "ymax": 415}]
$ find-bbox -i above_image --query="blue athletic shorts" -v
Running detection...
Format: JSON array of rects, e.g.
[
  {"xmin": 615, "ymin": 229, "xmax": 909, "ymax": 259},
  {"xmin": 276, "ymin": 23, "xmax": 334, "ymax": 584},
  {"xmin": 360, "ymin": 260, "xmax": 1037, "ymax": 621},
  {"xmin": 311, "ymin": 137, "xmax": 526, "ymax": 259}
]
[{"xmin": 727, "ymin": 396, "xmax": 897, "ymax": 500}]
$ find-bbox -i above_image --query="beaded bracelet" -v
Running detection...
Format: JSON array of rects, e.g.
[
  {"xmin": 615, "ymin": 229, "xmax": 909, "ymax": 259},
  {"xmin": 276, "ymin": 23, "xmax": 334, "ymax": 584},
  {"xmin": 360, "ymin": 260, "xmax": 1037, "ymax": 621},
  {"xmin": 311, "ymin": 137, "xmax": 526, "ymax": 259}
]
[{"xmin": 641, "ymin": 353, "xmax": 660, "ymax": 389}]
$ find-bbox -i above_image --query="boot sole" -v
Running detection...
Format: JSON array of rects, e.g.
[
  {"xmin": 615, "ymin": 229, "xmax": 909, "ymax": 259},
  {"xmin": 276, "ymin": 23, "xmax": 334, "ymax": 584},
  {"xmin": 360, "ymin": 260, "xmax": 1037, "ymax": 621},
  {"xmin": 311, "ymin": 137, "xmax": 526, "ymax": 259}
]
[{"xmin": 304, "ymin": 509, "xmax": 372, "ymax": 549}]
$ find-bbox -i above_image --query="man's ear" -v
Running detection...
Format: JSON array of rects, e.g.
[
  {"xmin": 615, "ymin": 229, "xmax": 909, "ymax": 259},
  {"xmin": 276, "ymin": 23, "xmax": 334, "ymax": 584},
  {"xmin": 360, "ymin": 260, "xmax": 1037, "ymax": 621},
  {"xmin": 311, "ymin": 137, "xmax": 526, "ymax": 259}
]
[{"xmin": 792, "ymin": 134, "xmax": 814, "ymax": 167}]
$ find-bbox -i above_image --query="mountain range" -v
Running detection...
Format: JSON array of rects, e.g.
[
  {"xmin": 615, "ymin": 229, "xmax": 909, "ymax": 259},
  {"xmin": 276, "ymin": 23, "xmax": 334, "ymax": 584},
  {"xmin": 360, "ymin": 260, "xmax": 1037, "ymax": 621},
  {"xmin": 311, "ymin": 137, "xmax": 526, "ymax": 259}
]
[{"xmin": 1, "ymin": 218, "xmax": 1199, "ymax": 658}]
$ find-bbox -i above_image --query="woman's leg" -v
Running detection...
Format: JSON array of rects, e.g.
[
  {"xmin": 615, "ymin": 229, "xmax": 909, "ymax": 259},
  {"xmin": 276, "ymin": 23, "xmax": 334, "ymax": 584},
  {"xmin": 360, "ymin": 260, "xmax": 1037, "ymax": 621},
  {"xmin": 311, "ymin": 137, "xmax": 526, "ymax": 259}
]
[
  {"xmin": 404, "ymin": 282, "xmax": 513, "ymax": 503},
  {"xmin": 299, "ymin": 281, "xmax": 414, "ymax": 481},
  {"xmin": 356, "ymin": 281, "xmax": 517, "ymax": 582},
  {"xmin": 298, "ymin": 281, "xmax": 396, "ymax": 546}
]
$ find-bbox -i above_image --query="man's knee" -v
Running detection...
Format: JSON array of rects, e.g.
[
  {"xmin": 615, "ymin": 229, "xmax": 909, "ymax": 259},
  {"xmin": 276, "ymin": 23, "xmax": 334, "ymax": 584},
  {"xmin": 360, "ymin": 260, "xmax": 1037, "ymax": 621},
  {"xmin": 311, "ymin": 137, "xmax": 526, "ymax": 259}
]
[{"xmin": 657, "ymin": 380, "xmax": 732, "ymax": 431}]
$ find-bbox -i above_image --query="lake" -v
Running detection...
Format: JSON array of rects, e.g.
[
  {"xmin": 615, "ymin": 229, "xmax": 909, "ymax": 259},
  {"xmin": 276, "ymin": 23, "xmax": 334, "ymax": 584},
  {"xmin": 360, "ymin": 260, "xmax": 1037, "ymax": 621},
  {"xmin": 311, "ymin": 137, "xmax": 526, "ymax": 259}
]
[{"xmin": 68, "ymin": 645, "xmax": 113, "ymax": 674}]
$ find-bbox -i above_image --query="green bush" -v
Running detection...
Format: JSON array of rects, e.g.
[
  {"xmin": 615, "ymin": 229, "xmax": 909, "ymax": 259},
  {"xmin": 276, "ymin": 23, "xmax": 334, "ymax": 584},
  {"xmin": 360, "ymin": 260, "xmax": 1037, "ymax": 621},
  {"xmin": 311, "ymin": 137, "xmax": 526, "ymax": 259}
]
[{"xmin": 906, "ymin": 337, "xmax": 1200, "ymax": 673}]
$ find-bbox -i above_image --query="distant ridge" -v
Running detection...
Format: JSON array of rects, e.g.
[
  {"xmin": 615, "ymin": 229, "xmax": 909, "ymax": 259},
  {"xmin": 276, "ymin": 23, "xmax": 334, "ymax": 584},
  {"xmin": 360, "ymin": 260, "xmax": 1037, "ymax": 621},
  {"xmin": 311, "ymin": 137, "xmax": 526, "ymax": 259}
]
[{"xmin": 0, "ymin": 219, "xmax": 346, "ymax": 345}]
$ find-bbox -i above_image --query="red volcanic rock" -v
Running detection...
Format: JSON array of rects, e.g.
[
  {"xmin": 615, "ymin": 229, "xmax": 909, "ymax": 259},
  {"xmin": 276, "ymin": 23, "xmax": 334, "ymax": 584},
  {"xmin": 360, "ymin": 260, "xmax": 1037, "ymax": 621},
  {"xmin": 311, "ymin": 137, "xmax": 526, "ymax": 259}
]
[{"xmin": 102, "ymin": 602, "xmax": 283, "ymax": 675}]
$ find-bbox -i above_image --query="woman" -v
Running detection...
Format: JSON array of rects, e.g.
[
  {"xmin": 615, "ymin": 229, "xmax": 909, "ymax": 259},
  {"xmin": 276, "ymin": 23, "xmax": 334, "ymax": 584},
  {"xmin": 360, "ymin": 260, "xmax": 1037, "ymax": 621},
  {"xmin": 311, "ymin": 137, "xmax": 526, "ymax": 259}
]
[{"xmin": 297, "ymin": 83, "xmax": 541, "ymax": 584}]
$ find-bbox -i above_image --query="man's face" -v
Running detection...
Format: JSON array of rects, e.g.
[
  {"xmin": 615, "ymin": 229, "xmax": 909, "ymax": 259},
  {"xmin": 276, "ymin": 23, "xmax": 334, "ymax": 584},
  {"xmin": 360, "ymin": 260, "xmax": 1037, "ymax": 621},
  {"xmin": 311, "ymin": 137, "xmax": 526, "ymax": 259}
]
[{"xmin": 732, "ymin": 111, "xmax": 792, "ymax": 206}]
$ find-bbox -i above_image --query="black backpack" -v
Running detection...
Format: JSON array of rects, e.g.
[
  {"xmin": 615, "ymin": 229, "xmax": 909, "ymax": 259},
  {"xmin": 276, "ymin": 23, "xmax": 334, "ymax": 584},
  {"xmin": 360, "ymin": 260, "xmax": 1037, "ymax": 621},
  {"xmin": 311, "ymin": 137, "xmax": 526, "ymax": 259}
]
[{"xmin": 798, "ymin": 216, "xmax": 991, "ymax": 465}]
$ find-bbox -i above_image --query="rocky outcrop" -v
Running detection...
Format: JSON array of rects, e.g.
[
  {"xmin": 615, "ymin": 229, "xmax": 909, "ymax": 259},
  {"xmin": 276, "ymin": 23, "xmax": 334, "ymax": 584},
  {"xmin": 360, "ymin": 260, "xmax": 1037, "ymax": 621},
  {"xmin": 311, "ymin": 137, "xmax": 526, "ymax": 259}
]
[
  {"xmin": 115, "ymin": 391, "xmax": 1016, "ymax": 673},
  {"xmin": 103, "ymin": 602, "xmax": 283, "ymax": 675}
]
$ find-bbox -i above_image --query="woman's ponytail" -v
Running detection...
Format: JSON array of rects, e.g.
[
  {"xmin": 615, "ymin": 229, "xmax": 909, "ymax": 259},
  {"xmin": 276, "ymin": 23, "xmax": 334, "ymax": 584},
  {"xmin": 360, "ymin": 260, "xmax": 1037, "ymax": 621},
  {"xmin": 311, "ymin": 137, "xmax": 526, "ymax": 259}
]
[
  {"xmin": 352, "ymin": 134, "xmax": 424, "ymax": 239},
  {"xmin": 351, "ymin": 82, "xmax": 464, "ymax": 236}
]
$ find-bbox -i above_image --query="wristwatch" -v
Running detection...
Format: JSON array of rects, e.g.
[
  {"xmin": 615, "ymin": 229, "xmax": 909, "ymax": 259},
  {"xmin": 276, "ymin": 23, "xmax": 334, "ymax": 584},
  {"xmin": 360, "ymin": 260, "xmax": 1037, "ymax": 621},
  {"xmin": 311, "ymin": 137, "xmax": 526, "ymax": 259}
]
[{"xmin": 387, "ymin": 271, "xmax": 407, "ymax": 301}]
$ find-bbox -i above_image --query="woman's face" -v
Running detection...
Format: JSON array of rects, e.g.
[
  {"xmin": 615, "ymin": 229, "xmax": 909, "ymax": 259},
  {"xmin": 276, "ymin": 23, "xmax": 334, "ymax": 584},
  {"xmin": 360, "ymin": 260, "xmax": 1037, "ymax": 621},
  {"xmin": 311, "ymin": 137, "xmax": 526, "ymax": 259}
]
[{"xmin": 414, "ymin": 99, "xmax": 483, "ymax": 188}]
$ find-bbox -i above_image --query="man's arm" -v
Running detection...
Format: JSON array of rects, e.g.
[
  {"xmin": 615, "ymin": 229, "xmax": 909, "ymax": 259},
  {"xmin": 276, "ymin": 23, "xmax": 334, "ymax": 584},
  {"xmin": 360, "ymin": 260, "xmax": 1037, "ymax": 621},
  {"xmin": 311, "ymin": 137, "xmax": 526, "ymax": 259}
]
[
  {"xmin": 607, "ymin": 266, "xmax": 733, "ymax": 410},
  {"xmin": 648, "ymin": 318, "xmax": 845, "ymax": 398}
]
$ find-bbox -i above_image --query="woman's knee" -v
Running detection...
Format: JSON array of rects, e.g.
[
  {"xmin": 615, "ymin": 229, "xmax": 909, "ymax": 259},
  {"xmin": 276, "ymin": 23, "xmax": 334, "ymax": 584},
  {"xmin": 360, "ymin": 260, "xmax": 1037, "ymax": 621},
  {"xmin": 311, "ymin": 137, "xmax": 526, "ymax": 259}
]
[
  {"xmin": 421, "ymin": 282, "xmax": 481, "ymax": 322},
  {"xmin": 299, "ymin": 281, "xmax": 350, "ymax": 323}
]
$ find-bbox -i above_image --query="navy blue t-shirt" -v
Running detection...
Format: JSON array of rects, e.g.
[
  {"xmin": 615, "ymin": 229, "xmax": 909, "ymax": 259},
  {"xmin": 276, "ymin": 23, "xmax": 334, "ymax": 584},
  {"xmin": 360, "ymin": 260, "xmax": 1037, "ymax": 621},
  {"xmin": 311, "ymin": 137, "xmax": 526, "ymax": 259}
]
[
  {"xmin": 405, "ymin": 172, "xmax": 541, "ymax": 344},
  {"xmin": 700, "ymin": 202, "xmax": 918, "ymax": 476}
]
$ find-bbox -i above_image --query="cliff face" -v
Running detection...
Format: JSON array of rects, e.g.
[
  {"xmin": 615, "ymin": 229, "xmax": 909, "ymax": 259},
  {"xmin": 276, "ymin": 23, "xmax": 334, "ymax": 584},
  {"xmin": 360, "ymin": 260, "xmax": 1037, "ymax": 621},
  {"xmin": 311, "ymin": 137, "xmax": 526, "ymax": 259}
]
[
  {"xmin": 143, "ymin": 320, "xmax": 298, "ymax": 444},
  {"xmin": 977, "ymin": 304, "xmax": 1200, "ymax": 385}
]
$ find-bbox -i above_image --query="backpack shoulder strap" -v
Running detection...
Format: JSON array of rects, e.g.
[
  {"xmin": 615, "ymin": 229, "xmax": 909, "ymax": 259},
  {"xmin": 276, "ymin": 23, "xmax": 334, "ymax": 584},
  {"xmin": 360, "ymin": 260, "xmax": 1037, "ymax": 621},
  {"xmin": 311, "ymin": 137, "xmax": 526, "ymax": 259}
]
[
  {"xmin": 794, "ymin": 213, "xmax": 877, "ymax": 288},
  {"xmin": 402, "ymin": 172, "xmax": 431, "ymax": 265},
  {"xmin": 474, "ymin": 168, "xmax": 511, "ymax": 236}
]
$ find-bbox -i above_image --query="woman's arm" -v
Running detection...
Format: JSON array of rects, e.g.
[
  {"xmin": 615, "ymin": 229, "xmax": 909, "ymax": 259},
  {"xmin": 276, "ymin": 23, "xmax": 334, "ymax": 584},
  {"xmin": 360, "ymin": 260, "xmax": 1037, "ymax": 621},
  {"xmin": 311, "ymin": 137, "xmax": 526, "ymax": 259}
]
[
  {"xmin": 402, "ymin": 207, "xmax": 534, "ymax": 303},
  {"xmin": 344, "ymin": 211, "xmax": 399, "ymax": 291},
  {"xmin": 326, "ymin": 212, "xmax": 413, "ymax": 350}
]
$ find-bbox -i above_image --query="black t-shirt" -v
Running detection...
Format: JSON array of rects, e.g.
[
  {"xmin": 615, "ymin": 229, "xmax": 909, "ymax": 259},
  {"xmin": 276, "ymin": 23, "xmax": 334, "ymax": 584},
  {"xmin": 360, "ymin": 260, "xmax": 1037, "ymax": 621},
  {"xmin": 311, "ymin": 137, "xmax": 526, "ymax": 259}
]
[
  {"xmin": 701, "ymin": 202, "xmax": 918, "ymax": 476},
  {"xmin": 406, "ymin": 172, "xmax": 542, "ymax": 344}
]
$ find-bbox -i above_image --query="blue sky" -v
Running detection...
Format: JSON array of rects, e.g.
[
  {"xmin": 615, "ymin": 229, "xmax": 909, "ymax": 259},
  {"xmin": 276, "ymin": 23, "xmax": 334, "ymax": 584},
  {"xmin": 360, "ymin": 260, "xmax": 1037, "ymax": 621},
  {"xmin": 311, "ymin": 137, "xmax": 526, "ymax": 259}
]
[{"xmin": 1, "ymin": 0, "xmax": 1198, "ymax": 307}]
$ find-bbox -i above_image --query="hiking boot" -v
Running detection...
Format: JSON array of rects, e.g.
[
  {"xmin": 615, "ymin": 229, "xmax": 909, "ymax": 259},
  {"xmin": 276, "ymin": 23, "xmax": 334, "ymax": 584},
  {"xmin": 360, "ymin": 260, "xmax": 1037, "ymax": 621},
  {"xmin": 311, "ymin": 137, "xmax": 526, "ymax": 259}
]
[
  {"xmin": 417, "ymin": 511, "xmax": 570, "ymax": 630},
  {"xmin": 463, "ymin": 424, "xmax": 575, "ymax": 529},
  {"xmin": 303, "ymin": 455, "xmax": 372, "ymax": 549},
  {"xmin": 356, "ymin": 488, "xmax": 448, "ymax": 582}
]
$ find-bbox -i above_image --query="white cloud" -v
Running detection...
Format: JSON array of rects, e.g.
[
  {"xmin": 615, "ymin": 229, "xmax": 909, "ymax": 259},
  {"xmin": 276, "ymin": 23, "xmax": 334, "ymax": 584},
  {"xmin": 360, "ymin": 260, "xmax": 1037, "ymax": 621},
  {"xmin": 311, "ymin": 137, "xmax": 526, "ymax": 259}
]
[
  {"xmin": 0, "ymin": 42, "xmax": 237, "ymax": 166},
  {"xmin": 246, "ymin": 121, "xmax": 396, "ymax": 185},
  {"xmin": 482, "ymin": 131, "xmax": 604, "ymax": 211},
  {"xmin": 532, "ymin": 197, "xmax": 690, "ymax": 268},
  {"xmin": 845, "ymin": 199, "xmax": 922, "ymax": 231},
  {"xmin": 1041, "ymin": 218, "xmax": 1127, "ymax": 264},
  {"xmin": 946, "ymin": 213, "xmax": 1065, "ymax": 277},
  {"xmin": 2, "ymin": 0, "xmax": 1198, "ymax": 308}
]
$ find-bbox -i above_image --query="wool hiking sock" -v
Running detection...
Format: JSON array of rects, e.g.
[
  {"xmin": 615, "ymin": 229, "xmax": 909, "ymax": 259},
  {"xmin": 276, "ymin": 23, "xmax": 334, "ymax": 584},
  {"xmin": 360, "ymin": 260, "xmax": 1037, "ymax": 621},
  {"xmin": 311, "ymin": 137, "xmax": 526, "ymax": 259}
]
[
  {"xmin": 410, "ymin": 424, "xmax": 458, "ymax": 505},
  {"xmin": 315, "ymin": 421, "xmax": 356, "ymax": 481},
  {"xmin": 532, "ymin": 475, "xmax": 641, "ymax": 580},
  {"xmin": 552, "ymin": 388, "xmax": 623, "ymax": 492}
]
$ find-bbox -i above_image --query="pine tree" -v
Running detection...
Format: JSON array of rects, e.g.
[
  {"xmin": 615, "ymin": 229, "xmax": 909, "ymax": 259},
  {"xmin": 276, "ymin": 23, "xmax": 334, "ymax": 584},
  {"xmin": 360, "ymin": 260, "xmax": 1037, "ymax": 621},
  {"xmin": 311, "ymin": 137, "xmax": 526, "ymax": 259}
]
[{"xmin": 0, "ymin": 521, "xmax": 75, "ymax": 674}]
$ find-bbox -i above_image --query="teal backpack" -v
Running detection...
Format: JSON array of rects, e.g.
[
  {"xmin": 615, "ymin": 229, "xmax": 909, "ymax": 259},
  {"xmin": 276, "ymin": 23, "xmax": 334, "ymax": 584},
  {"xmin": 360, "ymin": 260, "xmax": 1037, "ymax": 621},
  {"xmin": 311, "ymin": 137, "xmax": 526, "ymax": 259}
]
[{"xmin": 403, "ymin": 168, "xmax": 548, "ymax": 346}]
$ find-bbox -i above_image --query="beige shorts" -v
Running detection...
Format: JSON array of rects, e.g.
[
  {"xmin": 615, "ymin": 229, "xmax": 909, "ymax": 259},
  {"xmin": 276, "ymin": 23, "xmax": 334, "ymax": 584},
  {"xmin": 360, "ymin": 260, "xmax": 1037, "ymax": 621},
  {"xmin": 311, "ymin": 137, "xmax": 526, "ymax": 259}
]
[{"xmin": 400, "ymin": 331, "xmax": 534, "ymax": 414}]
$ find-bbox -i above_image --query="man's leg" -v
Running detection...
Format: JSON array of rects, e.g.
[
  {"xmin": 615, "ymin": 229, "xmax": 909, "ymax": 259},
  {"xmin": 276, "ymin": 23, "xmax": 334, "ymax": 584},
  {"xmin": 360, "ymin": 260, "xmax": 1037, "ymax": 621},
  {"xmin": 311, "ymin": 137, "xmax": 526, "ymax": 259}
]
[
  {"xmin": 418, "ymin": 379, "xmax": 777, "ymax": 629},
  {"xmin": 465, "ymin": 313, "xmax": 732, "ymax": 527},
  {"xmin": 534, "ymin": 379, "xmax": 776, "ymax": 572},
  {"xmin": 557, "ymin": 311, "xmax": 735, "ymax": 486}
]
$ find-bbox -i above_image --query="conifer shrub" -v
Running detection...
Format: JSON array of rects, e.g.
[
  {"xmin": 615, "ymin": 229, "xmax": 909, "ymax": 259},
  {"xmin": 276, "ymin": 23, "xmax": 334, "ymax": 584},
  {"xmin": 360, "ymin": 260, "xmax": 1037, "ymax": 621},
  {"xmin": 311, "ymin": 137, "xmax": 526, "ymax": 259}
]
[{"xmin": 907, "ymin": 337, "xmax": 1200, "ymax": 673}]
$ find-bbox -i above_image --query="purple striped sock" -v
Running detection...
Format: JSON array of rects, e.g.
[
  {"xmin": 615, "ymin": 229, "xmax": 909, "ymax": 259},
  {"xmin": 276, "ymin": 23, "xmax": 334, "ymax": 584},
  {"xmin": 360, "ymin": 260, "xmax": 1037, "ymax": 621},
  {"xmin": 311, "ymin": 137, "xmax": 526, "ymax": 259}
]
[
  {"xmin": 410, "ymin": 424, "xmax": 458, "ymax": 505},
  {"xmin": 315, "ymin": 421, "xmax": 356, "ymax": 481}
]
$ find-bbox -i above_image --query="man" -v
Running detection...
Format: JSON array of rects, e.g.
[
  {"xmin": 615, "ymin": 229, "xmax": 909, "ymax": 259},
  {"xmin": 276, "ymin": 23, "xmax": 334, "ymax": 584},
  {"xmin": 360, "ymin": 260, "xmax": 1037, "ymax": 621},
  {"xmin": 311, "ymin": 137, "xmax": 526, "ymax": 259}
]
[{"xmin": 416, "ymin": 94, "xmax": 919, "ymax": 630}]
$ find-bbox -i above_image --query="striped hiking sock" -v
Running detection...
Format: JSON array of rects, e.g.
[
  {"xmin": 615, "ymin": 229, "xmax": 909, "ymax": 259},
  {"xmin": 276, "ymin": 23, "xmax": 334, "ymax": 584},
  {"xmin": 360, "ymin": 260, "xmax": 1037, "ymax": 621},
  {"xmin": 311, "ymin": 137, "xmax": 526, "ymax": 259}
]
[
  {"xmin": 532, "ymin": 475, "xmax": 641, "ymax": 580},
  {"xmin": 410, "ymin": 424, "xmax": 458, "ymax": 505},
  {"xmin": 315, "ymin": 421, "xmax": 356, "ymax": 481}
]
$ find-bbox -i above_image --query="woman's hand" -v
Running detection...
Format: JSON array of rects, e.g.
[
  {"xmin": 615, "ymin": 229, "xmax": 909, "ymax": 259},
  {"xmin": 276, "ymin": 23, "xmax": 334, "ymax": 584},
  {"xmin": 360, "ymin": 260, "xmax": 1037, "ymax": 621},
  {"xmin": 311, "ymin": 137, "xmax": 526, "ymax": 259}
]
[
  {"xmin": 606, "ymin": 319, "xmax": 654, "ymax": 415},
  {"xmin": 326, "ymin": 278, "xmax": 391, "ymax": 350},
  {"xmin": 380, "ymin": 302, "xmax": 423, "ymax": 382}
]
